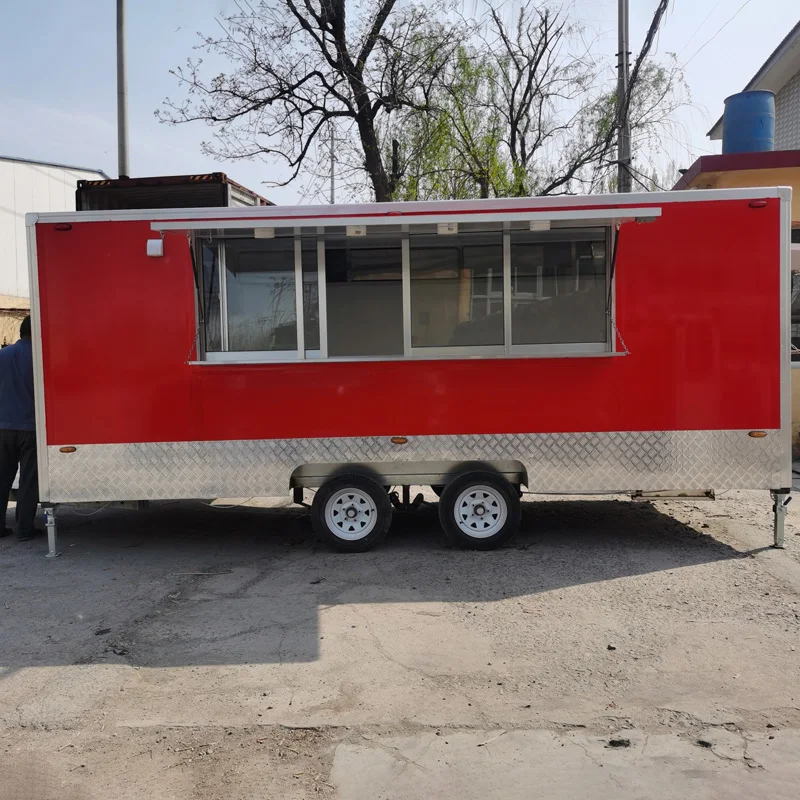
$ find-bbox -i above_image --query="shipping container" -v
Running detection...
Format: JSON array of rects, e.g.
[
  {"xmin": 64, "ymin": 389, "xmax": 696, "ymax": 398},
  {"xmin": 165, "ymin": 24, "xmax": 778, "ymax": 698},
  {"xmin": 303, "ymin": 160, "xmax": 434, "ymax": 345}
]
[{"xmin": 75, "ymin": 172, "xmax": 272, "ymax": 211}]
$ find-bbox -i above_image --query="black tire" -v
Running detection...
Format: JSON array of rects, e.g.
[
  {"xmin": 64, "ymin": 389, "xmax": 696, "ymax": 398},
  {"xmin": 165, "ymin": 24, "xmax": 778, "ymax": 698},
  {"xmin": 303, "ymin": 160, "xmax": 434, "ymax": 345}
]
[
  {"xmin": 438, "ymin": 472, "xmax": 521, "ymax": 550},
  {"xmin": 311, "ymin": 474, "xmax": 393, "ymax": 552}
]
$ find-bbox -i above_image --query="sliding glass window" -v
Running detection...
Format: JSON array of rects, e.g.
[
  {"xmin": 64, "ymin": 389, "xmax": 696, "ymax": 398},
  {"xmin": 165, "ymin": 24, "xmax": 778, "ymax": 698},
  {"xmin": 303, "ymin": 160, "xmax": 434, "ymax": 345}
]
[
  {"xmin": 325, "ymin": 233, "xmax": 404, "ymax": 357},
  {"xmin": 301, "ymin": 236, "xmax": 321, "ymax": 357},
  {"xmin": 225, "ymin": 237, "xmax": 297, "ymax": 353},
  {"xmin": 410, "ymin": 232, "xmax": 504, "ymax": 352},
  {"xmin": 510, "ymin": 228, "xmax": 609, "ymax": 352},
  {"xmin": 194, "ymin": 223, "xmax": 611, "ymax": 363},
  {"xmin": 201, "ymin": 242, "xmax": 222, "ymax": 353}
]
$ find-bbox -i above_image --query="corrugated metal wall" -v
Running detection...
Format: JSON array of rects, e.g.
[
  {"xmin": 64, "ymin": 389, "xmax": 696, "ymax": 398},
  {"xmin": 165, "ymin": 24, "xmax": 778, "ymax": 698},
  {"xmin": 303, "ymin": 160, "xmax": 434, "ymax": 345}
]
[
  {"xmin": 776, "ymin": 70, "xmax": 800, "ymax": 150},
  {"xmin": 0, "ymin": 160, "xmax": 103, "ymax": 298},
  {"xmin": 77, "ymin": 182, "xmax": 227, "ymax": 210}
]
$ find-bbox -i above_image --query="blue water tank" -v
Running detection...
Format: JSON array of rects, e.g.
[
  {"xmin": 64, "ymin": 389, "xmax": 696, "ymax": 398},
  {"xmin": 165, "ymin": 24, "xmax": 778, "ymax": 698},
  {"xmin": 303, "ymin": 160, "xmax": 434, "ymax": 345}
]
[{"xmin": 722, "ymin": 90, "xmax": 775, "ymax": 154}]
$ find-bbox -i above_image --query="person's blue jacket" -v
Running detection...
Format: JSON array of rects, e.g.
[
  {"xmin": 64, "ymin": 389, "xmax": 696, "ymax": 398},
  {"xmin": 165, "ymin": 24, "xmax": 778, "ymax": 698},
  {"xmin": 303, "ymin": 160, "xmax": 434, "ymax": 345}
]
[{"xmin": 0, "ymin": 338, "xmax": 35, "ymax": 431}]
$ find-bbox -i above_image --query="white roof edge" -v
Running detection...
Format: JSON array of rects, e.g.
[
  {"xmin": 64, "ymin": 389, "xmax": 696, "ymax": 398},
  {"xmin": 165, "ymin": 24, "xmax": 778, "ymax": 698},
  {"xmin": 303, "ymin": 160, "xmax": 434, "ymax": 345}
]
[
  {"xmin": 28, "ymin": 187, "xmax": 786, "ymax": 226},
  {"xmin": 708, "ymin": 19, "xmax": 800, "ymax": 140},
  {"xmin": 0, "ymin": 154, "xmax": 109, "ymax": 178}
]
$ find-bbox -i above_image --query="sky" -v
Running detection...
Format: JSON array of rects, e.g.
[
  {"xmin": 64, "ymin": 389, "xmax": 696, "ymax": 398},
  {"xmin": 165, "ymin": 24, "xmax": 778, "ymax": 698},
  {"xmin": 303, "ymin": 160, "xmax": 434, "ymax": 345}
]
[{"xmin": 0, "ymin": 0, "xmax": 797, "ymax": 204}]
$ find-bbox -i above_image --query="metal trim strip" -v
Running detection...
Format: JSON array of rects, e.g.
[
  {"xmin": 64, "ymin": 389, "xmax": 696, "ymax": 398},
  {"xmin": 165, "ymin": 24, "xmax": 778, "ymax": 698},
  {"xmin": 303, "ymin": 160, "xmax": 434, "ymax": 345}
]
[
  {"xmin": 316, "ymin": 228, "xmax": 328, "ymax": 359},
  {"xmin": 779, "ymin": 187, "xmax": 793, "ymax": 486},
  {"xmin": 218, "ymin": 241, "xmax": 229, "ymax": 352},
  {"xmin": 206, "ymin": 350, "xmax": 299, "ymax": 363},
  {"xmin": 191, "ymin": 347, "xmax": 621, "ymax": 366},
  {"xmin": 294, "ymin": 229, "xmax": 305, "ymax": 359},
  {"xmin": 25, "ymin": 221, "xmax": 50, "ymax": 501},
  {"xmin": 503, "ymin": 227, "xmax": 512, "ymax": 352},
  {"xmin": 148, "ymin": 208, "xmax": 663, "ymax": 233},
  {"xmin": 402, "ymin": 233, "xmax": 411, "ymax": 357}
]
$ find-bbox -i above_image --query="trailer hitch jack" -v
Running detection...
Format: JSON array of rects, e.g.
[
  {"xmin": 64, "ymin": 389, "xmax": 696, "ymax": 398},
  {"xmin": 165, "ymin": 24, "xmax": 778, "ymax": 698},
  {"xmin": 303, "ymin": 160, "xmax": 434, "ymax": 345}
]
[{"xmin": 43, "ymin": 505, "xmax": 60, "ymax": 559}]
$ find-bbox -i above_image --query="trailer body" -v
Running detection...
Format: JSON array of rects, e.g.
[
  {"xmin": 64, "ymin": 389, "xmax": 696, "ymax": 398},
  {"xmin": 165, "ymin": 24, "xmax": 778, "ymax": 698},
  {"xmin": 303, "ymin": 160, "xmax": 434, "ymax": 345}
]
[{"xmin": 26, "ymin": 188, "xmax": 793, "ymax": 550}]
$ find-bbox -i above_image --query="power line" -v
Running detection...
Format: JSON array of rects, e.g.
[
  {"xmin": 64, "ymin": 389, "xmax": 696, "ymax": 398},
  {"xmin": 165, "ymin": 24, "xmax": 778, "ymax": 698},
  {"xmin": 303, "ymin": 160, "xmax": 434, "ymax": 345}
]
[
  {"xmin": 683, "ymin": 0, "xmax": 755, "ymax": 67},
  {"xmin": 620, "ymin": 0, "xmax": 672, "ymax": 129},
  {"xmin": 616, "ymin": 0, "xmax": 671, "ymax": 192},
  {"xmin": 677, "ymin": 0, "xmax": 724, "ymax": 57}
]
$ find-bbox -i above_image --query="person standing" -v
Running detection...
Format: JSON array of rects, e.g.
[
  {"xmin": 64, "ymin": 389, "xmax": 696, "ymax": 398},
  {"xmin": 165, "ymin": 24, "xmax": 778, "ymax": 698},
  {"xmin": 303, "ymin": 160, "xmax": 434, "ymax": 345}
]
[{"xmin": 0, "ymin": 315, "xmax": 38, "ymax": 541}]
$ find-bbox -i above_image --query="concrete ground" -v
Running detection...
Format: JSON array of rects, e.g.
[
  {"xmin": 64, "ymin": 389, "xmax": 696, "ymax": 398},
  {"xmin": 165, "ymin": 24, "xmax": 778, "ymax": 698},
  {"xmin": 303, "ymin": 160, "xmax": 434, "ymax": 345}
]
[{"xmin": 1, "ymin": 489, "xmax": 800, "ymax": 799}]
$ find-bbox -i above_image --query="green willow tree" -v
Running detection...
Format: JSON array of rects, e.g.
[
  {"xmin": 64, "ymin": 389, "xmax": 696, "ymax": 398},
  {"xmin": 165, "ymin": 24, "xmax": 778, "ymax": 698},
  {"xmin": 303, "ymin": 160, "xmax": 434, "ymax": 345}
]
[
  {"xmin": 391, "ymin": 46, "xmax": 507, "ymax": 201},
  {"xmin": 385, "ymin": 5, "xmax": 689, "ymax": 200}
]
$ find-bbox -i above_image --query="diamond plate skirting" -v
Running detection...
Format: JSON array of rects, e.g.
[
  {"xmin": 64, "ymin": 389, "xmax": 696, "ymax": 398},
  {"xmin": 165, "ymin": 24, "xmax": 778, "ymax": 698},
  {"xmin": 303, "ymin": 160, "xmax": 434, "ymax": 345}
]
[{"xmin": 45, "ymin": 430, "xmax": 788, "ymax": 503}]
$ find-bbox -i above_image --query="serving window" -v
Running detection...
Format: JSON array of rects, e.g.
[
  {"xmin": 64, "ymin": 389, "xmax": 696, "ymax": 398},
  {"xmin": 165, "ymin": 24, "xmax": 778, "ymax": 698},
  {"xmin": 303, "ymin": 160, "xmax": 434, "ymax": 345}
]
[
  {"xmin": 325, "ymin": 233, "xmax": 404, "ymax": 357},
  {"xmin": 410, "ymin": 231, "xmax": 504, "ymax": 351},
  {"xmin": 510, "ymin": 230, "xmax": 608, "ymax": 348},
  {"xmin": 197, "ymin": 221, "xmax": 614, "ymax": 363}
]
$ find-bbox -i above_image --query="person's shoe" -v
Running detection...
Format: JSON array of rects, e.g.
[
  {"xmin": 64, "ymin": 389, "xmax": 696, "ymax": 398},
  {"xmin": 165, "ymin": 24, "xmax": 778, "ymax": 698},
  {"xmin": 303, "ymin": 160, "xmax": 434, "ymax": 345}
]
[
  {"xmin": 16, "ymin": 531, "xmax": 35, "ymax": 542},
  {"xmin": 0, "ymin": 527, "xmax": 12, "ymax": 538}
]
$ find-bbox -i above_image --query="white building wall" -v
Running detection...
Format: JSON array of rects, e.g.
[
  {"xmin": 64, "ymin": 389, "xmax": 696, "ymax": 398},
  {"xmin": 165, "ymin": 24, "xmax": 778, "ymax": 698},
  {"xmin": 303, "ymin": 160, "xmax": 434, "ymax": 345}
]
[
  {"xmin": 0, "ymin": 159, "xmax": 104, "ymax": 298},
  {"xmin": 775, "ymin": 70, "xmax": 800, "ymax": 150}
]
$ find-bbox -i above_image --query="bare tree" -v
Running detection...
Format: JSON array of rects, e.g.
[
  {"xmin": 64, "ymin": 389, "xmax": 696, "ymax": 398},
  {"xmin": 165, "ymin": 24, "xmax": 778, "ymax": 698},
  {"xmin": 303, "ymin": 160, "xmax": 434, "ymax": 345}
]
[
  {"xmin": 158, "ymin": 0, "xmax": 465, "ymax": 202},
  {"xmin": 162, "ymin": 1, "xmax": 687, "ymax": 201},
  {"xmin": 484, "ymin": 6, "xmax": 607, "ymax": 196}
]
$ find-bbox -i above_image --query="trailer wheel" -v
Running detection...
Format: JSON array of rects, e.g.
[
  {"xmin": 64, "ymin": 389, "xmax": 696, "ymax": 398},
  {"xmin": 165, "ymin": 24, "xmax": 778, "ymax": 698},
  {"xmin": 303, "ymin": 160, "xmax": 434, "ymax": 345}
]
[
  {"xmin": 439, "ymin": 472, "xmax": 521, "ymax": 550},
  {"xmin": 312, "ymin": 475, "xmax": 392, "ymax": 552}
]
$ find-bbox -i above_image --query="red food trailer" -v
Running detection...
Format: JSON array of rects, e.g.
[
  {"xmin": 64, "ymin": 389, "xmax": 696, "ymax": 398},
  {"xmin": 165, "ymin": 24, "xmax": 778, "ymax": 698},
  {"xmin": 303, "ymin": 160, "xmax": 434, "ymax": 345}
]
[{"xmin": 26, "ymin": 188, "xmax": 792, "ymax": 556}]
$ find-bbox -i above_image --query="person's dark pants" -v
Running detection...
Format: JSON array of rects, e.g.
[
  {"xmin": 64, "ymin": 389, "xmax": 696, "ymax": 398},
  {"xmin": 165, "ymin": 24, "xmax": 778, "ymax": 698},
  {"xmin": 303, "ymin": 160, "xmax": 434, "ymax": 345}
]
[{"xmin": 0, "ymin": 429, "xmax": 39, "ymax": 538}]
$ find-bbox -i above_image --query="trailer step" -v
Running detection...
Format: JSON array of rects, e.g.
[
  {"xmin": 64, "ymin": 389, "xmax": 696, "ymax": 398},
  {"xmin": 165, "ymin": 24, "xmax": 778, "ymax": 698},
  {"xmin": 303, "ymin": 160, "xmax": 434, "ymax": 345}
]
[{"xmin": 631, "ymin": 490, "xmax": 715, "ymax": 501}]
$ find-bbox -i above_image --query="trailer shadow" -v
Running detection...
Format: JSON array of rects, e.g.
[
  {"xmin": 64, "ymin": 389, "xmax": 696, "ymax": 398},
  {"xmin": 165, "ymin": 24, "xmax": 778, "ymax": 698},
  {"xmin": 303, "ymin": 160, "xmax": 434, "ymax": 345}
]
[{"xmin": 0, "ymin": 497, "xmax": 758, "ymax": 671}]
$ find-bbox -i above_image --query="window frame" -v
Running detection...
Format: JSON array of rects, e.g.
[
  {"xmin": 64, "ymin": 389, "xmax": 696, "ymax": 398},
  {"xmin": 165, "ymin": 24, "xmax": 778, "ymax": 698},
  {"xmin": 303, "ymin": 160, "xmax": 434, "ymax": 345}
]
[
  {"xmin": 324, "ymin": 231, "xmax": 406, "ymax": 359},
  {"xmin": 197, "ymin": 240, "xmax": 223, "ymax": 355},
  {"xmin": 506, "ymin": 226, "xmax": 613, "ymax": 357},
  {"xmin": 192, "ymin": 220, "xmax": 621, "ymax": 365},
  {"xmin": 198, "ymin": 230, "xmax": 308, "ymax": 362},
  {"xmin": 407, "ymin": 228, "xmax": 506, "ymax": 355}
]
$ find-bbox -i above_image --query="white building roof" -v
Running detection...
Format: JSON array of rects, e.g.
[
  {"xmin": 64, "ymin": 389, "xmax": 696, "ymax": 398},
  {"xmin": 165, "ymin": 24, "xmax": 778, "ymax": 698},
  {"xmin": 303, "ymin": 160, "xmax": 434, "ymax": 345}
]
[
  {"xmin": 0, "ymin": 156, "xmax": 109, "ymax": 298},
  {"xmin": 0, "ymin": 154, "xmax": 108, "ymax": 178}
]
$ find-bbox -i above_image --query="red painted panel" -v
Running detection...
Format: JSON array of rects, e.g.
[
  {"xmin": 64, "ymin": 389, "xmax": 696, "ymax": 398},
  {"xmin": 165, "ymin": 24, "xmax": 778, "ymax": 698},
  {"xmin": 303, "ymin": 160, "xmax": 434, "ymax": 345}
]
[{"xmin": 35, "ymin": 198, "xmax": 781, "ymax": 446}]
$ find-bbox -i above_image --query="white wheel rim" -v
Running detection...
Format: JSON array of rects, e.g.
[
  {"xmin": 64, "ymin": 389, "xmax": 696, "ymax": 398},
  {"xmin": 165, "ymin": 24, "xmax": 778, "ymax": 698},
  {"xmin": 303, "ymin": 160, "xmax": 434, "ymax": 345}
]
[
  {"xmin": 453, "ymin": 485, "xmax": 508, "ymax": 539},
  {"xmin": 324, "ymin": 488, "xmax": 378, "ymax": 541}
]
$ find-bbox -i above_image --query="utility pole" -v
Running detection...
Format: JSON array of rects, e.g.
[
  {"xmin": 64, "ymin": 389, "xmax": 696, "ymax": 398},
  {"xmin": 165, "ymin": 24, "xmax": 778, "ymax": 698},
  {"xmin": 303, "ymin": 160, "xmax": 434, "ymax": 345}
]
[
  {"xmin": 329, "ymin": 125, "xmax": 335, "ymax": 204},
  {"xmin": 116, "ymin": 0, "xmax": 130, "ymax": 179},
  {"xmin": 616, "ymin": 0, "xmax": 631, "ymax": 193}
]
